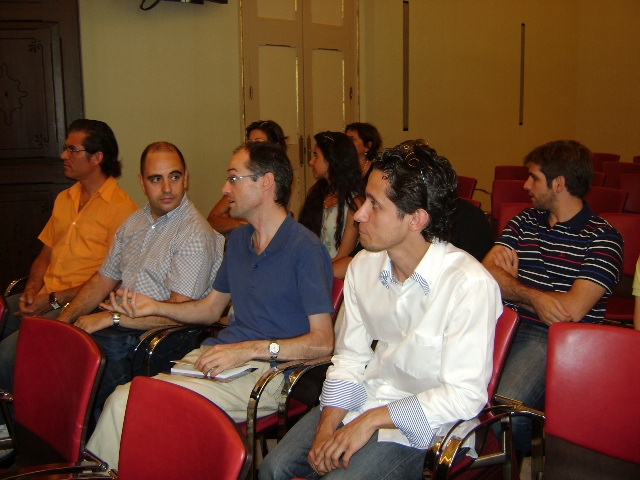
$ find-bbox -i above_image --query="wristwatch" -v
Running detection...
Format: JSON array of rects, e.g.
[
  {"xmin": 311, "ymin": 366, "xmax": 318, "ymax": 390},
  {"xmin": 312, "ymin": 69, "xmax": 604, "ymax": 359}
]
[
  {"xmin": 111, "ymin": 312, "xmax": 121, "ymax": 327},
  {"xmin": 49, "ymin": 292, "xmax": 62, "ymax": 310},
  {"xmin": 269, "ymin": 340, "xmax": 280, "ymax": 361}
]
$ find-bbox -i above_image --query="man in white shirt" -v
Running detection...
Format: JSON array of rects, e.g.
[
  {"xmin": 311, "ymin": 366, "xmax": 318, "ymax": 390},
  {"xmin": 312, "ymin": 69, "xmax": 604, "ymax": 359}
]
[{"xmin": 260, "ymin": 140, "xmax": 503, "ymax": 480}]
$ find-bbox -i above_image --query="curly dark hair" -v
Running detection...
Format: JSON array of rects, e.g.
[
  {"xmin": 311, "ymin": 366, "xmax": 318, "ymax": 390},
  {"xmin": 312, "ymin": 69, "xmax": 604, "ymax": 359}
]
[
  {"xmin": 345, "ymin": 122, "xmax": 383, "ymax": 160},
  {"xmin": 298, "ymin": 131, "xmax": 364, "ymax": 250},
  {"xmin": 374, "ymin": 140, "xmax": 458, "ymax": 243},
  {"xmin": 68, "ymin": 119, "xmax": 122, "ymax": 178},
  {"xmin": 246, "ymin": 120, "xmax": 288, "ymax": 152},
  {"xmin": 523, "ymin": 140, "xmax": 593, "ymax": 199}
]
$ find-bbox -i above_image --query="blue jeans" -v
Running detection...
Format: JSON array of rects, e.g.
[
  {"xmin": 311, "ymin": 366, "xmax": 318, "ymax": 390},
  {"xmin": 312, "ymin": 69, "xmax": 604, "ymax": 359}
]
[
  {"xmin": 259, "ymin": 407, "xmax": 425, "ymax": 480},
  {"xmin": 494, "ymin": 320, "xmax": 548, "ymax": 453}
]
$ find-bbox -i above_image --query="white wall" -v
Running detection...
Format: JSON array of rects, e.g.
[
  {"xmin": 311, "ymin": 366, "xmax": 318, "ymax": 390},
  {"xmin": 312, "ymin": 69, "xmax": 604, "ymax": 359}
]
[{"xmin": 79, "ymin": 0, "xmax": 243, "ymax": 214}]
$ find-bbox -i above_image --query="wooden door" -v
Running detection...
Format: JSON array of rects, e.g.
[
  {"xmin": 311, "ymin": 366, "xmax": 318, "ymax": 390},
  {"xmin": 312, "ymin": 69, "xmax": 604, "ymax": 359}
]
[
  {"xmin": 242, "ymin": 0, "xmax": 357, "ymax": 218},
  {"xmin": 0, "ymin": 0, "xmax": 83, "ymax": 291}
]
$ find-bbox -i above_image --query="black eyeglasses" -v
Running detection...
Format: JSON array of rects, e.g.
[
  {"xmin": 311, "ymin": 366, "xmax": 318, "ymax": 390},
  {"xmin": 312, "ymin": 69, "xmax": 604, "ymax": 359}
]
[{"xmin": 61, "ymin": 145, "xmax": 88, "ymax": 154}]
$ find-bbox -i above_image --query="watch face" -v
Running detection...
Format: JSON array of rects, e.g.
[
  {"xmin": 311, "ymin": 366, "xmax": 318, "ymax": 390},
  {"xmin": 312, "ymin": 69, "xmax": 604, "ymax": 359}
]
[{"xmin": 269, "ymin": 342, "xmax": 279, "ymax": 355}]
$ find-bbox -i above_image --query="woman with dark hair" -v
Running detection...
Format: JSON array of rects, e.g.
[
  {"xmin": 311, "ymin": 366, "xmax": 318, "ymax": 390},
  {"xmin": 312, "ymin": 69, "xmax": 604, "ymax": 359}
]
[
  {"xmin": 207, "ymin": 120, "xmax": 288, "ymax": 233},
  {"xmin": 299, "ymin": 131, "xmax": 364, "ymax": 276},
  {"xmin": 345, "ymin": 122, "xmax": 382, "ymax": 181}
]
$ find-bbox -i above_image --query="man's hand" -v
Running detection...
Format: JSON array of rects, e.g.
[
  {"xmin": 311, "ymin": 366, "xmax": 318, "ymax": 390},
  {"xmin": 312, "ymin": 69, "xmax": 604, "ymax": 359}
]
[
  {"xmin": 529, "ymin": 290, "xmax": 573, "ymax": 325},
  {"xmin": 309, "ymin": 408, "xmax": 384, "ymax": 474},
  {"xmin": 193, "ymin": 343, "xmax": 253, "ymax": 378},
  {"xmin": 102, "ymin": 288, "xmax": 159, "ymax": 318},
  {"xmin": 17, "ymin": 289, "xmax": 51, "ymax": 317},
  {"xmin": 491, "ymin": 246, "xmax": 519, "ymax": 278},
  {"xmin": 75, "ymin": 310, "xmax": 114, "ymax": 334}
]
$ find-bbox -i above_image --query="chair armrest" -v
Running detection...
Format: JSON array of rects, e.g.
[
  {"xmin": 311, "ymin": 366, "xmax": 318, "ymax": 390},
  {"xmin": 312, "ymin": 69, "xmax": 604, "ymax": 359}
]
[
  {"xmin": 0, "ymin": 449, "xmax": 108, "ymax": 479},
  {"xmin": 424, "ymin": 404, "xmax": 545, "ymax": 480},
  {"xmin": 4, "ymin": 277, "xmax": 29, "ymax": 298}
]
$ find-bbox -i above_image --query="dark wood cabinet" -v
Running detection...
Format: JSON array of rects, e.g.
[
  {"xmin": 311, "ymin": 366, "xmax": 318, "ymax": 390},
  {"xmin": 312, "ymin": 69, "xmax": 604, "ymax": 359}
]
[{"xmin": 0, "ymin": 0, "xmax": 83, "ymax": 291}]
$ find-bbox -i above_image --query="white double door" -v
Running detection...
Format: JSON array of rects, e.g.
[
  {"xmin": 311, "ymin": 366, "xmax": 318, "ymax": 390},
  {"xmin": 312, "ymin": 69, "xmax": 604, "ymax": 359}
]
[{"xmin": 242, "ymin": 0, "xmax": 358, "ymax": 218}]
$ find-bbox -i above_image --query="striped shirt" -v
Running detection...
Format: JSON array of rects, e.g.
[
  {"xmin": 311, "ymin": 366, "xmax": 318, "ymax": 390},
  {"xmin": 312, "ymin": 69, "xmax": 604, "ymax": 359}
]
[{"xmin": 496, "ymin": 204, "xmax": 623, "ymax": 324}]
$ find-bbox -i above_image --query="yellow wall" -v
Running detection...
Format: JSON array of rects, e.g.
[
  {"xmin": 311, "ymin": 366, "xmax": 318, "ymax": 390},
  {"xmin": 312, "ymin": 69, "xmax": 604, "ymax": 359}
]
[
  {"xmin": 78, "ymin": 0, "xmax": 243, "ymax": 213},
  {"xmin": 79, "ymin": 0, "xmax": 640, "ymax": 214},
  {"xmin": 359, "ymin": 1, "xmax": 640, "ymax": 208}
]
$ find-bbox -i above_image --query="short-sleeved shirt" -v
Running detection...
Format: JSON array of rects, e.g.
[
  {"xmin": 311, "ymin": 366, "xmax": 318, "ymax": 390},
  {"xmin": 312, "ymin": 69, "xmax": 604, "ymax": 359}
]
[
  {"xmin": 203, "ymin": 215, "xmax": 333, "ymax": 346},
  {"xmin": 496, "ymin": 205, "xmax": 623, "ymax": 324},
  {"xmin": 38, "ymin": 177, "xmax": 139, "ymax": 294},
  {"xmin": 100, "ymin": 195, "xmax": 224, "ymax": 301}
]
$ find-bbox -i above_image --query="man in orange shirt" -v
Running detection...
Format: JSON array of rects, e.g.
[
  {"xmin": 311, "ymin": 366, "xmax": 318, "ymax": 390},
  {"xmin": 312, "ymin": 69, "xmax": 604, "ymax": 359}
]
[{"xmin": 0, "ymin": 119, "xmax": 138, "ymax": 384}]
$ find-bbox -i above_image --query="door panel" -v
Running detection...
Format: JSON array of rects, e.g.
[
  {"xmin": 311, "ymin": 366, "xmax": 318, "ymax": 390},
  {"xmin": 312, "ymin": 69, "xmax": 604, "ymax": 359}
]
[{"xmin": 243, "ymin": 0, "xmax": 357, "ymax": 219}]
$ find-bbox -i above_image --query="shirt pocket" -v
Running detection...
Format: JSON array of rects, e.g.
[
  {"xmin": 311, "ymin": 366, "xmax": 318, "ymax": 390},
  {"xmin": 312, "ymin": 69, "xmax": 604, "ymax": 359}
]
[{"xmin": 394, "ymin": 332, "xmax": 443, "ymax": 382}]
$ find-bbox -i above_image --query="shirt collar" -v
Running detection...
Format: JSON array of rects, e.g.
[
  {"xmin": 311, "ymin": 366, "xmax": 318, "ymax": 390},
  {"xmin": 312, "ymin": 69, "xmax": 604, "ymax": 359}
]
[
  {"xmin": 543, "ymin": 202, "xmax": 595, "ymax": 232},
  {"xmin": 378, "ymin": 244, "xmax": 439, "ymax": 296},
  {"xmin": 67, "ymin": 176, "xmax": 119, "ymax": 203},
  {"xmin": 143, "ymin": 194, "xmax": 190, "ymax": 224}
]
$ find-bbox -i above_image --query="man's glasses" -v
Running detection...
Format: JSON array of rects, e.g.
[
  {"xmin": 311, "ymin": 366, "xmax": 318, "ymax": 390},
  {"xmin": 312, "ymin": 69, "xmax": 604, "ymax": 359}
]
[
  {"xmin": 61, "ymin": 145, "xmax": 88, "ymax": 154},
  {"xmin": 227, "ymin": 174, "xmax": 262, "ymax": 184}
]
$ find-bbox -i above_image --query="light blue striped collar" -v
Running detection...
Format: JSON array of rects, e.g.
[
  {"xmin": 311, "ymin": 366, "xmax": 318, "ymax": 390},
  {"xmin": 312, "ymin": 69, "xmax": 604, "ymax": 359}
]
[{"xmin": 379, "ymin": 260, "xmax": 430, "ymax": 295}]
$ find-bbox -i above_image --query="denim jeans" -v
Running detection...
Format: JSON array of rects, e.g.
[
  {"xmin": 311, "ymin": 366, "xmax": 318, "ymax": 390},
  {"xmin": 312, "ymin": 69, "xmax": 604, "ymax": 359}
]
[
  {"xmin": 494, "ymin": 320, "xmax": 548, "ymax": 453},
  {"xmin": 259, "ymin": 407, "xmax": 425, "ymax": 480}
]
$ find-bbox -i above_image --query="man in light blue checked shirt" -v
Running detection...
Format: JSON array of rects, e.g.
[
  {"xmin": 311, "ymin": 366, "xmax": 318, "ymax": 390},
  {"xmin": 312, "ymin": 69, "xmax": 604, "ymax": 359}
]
[
  {"xmin": 260, "ymin": 140, "xmax": 502, "ymax": 480},
  {"xmin": 58, "ymin": 141, "xmax": 224, "ymax": 414}
]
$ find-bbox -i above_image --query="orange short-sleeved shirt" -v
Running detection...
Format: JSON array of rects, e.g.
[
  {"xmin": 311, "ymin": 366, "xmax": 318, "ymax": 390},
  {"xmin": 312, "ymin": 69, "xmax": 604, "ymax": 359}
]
[{"xmin": 38, "ymin": 177, "xmax": 139, "ymax": 294}]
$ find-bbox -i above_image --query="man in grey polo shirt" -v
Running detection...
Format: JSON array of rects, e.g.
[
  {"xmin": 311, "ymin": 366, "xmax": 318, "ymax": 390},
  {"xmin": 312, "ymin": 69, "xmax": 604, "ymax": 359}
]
[{"xmin": 58, "ymin": 141, "xmax": 224, "ymax": 413}]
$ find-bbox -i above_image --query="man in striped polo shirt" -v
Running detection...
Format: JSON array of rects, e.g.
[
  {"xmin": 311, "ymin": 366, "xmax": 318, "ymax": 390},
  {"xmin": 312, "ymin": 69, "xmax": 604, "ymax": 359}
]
[{"xmin": 483, "ymin": 140, "xmax": 623, "ymax": 460}]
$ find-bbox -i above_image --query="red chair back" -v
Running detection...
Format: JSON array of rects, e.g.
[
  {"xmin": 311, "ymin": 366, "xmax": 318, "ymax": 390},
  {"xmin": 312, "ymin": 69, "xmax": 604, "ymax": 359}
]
[
  {"xmin": 592, "ymin": 171, "xmax": 605, "ymax": 187},
  {"xmin": 487, "ymin": 307, "xmax": 519, "ymax": 400},
  {"xmin": 546, "ymin": 323, "xmax": 640, "ymax": 463},
  {"xmin": 13, "ymin": 316, "xmax": 104, "ymax": 463},
  {"xmin": 584, "ymin": 186, "xmax": 627, "ymax": 215},
  {"xmin": 591, "ymin": 152, "xmax": 620, "ymax": 172},
  {"xmin": 332, "ymin": 277, "xmax": 344, "ymax": 319},
  {"xmin": 493, "ymin": 165, "xmax": 529, "ymax": 181},
  {"xmin": 457, "ymin": 176, "xmax": 477, "ymax": 199},
  {"xmin": 602, "ymin": 161, "xmax": 640, "ymax": 189},
  {"xmin": 599, "ymin": 213, "xmax": 640, "ymax": 277},
  {"xmin": 496, "ymin": 202, "xmax": 530, "ymax": 237},
  {"xmin": 491, "ymin": 180, "xmax": 530, "ymax": 221},
  {"xmin": 118, "ymin": 377, "xmax": 251, "ymax": 480},
  {"xmin": 619, "ymin": 173, "xmax": 640, "ymax": 213}
]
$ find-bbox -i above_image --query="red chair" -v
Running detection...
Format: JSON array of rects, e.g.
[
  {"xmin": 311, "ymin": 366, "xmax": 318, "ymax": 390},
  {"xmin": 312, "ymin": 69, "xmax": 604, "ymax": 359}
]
[
  {"xmin": 540, "ymin": 323, "xmax": 640, "ymax": 478},
  {"xmin": 431, "ymin": 322, "xmax": 640, "ymax": 480},
  {"xmin": 600, "ymin": 213, "xmax": 640, "ymax": 323},
  {"xmin": 425, "ymin": 306, "xmax": 521, "ymax": 480},
  {"xmin": 602, "ymin": 161, "xmax": 640, "ymax": 189},
  {"xmin": 112, "ymin": 377, "xmax": 250, "ymax": 479},
  {"xmin": 592, "ymin": 171, "xmax": 606, "ymax": 187},
  {"xmin": 584, "ymin": 186, "xmax": 628, "ymax": 215},
  {"xmin": 619, "ymin": 173, "xmax": 640, "ymax": 213},
  {"xmin": 494, "ymin": 165, "xmax": 528, "ymax": 181},
  {"xmin": 496, "ymin": 202, "xmax": 530, "ymax": 237},
  {"xmin": 491, "ymin": 180, "xmax": 530, "ymax": 236},
  {"xmin": 592, "ymin": 152, "xmax": 620, "ymax": 172},
  {"xmin": 457, "ymin": 176, "xmax": 477, "ymax": 199},
  {"xmin": 0, "ymin": 316, "xmax": 106, "ymax": 475}
]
